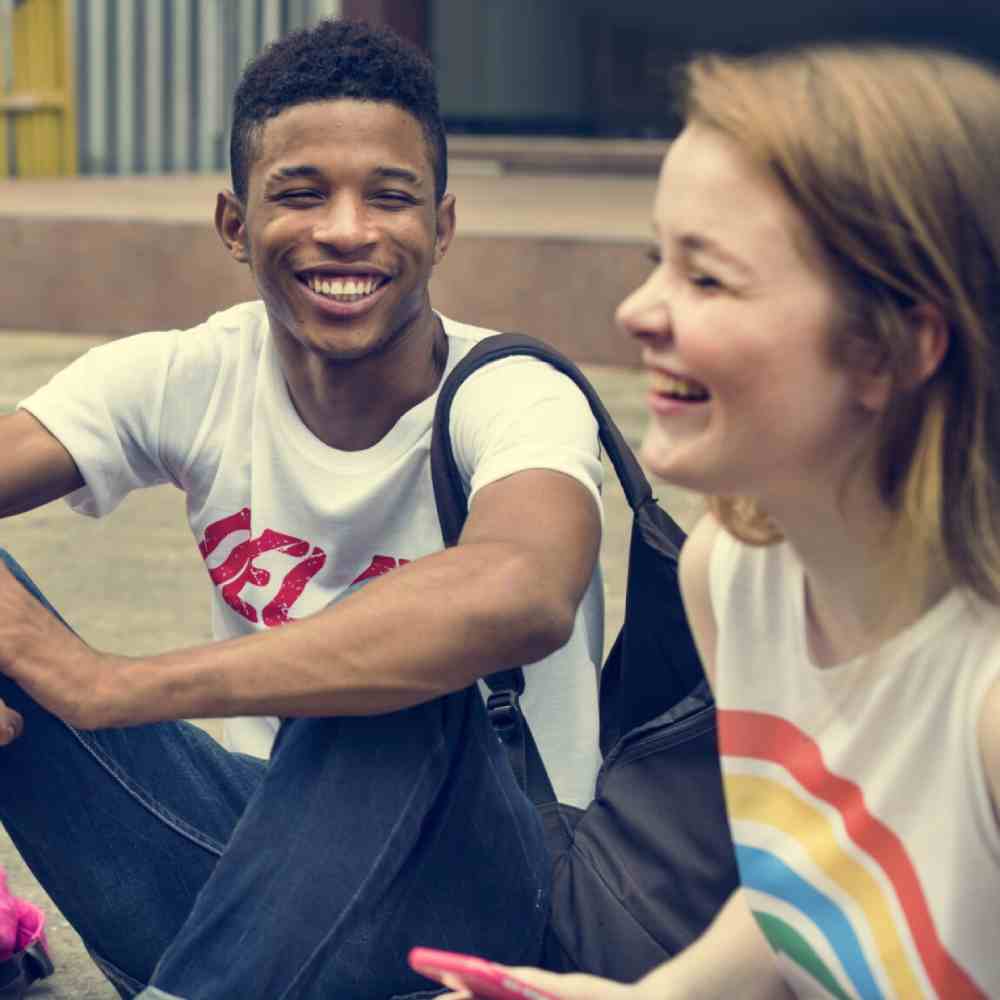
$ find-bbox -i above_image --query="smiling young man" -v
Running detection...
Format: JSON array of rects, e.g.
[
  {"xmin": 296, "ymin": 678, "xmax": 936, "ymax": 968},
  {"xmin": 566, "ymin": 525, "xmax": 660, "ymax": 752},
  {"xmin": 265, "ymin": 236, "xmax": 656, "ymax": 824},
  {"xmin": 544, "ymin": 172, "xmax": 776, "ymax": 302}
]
[{"xmin": 0, "ymin": 20, "xmax": 603, "ymax": 1000}]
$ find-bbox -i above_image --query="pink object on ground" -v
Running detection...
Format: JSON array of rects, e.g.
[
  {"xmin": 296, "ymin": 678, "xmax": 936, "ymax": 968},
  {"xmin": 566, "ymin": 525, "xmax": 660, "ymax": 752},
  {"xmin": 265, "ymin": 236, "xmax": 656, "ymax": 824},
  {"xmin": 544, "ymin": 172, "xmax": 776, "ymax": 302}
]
[
  {"xmin": 0, "ymin": 870, "xmax": 46, "ymax": 963},
  {"xmin": 11, "ymin": 900, "xmax": 44, "ymax": 959}
]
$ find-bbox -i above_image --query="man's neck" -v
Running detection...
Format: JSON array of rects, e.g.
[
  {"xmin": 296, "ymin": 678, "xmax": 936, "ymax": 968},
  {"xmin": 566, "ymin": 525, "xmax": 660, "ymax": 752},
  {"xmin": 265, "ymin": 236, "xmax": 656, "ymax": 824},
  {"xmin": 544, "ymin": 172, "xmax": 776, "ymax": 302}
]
[{"xmin": 279, "ymin": 313, "xmax": 448, "ymax": 451}]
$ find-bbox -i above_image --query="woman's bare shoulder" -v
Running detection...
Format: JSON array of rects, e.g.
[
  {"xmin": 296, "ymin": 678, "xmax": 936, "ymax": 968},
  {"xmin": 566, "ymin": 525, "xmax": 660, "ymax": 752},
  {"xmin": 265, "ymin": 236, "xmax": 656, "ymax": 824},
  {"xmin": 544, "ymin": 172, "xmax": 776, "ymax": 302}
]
[
  {"xmin": 679, "ymin": 512, "xmax": 723, "ymax": 686},
  {"xmin": 978, "ymin": 672, "xmax": 1000, "ymax": 831}
]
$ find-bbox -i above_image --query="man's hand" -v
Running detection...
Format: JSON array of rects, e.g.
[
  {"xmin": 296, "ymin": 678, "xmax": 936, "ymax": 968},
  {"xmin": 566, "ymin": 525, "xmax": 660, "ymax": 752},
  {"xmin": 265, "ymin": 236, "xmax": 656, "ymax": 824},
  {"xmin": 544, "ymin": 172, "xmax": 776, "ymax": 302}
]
[
  {"xmin": 0, "ymin": 700, "xmax": 23, "ymax": 746},
  {"xmin": 0, "ymin": 560, "xmax": 112, "ymax": 731}
]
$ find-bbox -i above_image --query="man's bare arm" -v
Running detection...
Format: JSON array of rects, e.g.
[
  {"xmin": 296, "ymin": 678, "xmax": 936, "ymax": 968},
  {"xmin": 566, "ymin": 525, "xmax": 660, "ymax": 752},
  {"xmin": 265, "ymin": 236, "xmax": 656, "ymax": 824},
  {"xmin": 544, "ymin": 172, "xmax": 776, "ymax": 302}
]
[
  {"xmin": 0, "ymin": 410, "xmax": 85, "ymax": 517},
  {"xmin": 0, "ymin": 467, "xmax": 601, "ymax": 729},
  {"xmin": 0, "ymin": 410, "xmax": 85, "ymax": 741}
]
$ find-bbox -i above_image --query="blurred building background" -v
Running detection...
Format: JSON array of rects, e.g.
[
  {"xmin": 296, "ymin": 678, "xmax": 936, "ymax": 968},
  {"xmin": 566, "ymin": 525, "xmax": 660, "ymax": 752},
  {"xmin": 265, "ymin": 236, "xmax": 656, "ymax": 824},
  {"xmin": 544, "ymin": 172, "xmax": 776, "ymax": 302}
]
[
  {"xmin": 2, "ymin": 0, "xmax": 999, "ymax": 362},
  {"xmin": 3, "ymin": 0, "xmax": 1000, "ymax": 179}
]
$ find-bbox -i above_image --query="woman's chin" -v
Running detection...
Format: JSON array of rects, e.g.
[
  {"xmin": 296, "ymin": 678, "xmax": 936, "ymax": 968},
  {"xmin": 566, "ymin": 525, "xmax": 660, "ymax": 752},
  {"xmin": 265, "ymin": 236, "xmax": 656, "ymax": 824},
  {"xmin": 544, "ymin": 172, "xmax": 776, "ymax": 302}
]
[
  {"xmin": 639, "ymin": 424, "xmax": 682, "ymax": 482},
  {"xmin": 639, "ymin": 424, "xmax": 716, "ymax": 498}
]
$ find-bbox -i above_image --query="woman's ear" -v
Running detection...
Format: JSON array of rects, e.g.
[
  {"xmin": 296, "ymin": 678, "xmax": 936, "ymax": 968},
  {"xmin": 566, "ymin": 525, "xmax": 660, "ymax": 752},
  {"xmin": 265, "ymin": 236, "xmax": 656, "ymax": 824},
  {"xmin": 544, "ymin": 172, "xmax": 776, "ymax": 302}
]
[
  {"xmin": 215, "ymin": 190, "xmax": 250, "ymax": 263},
  {"xmin": 856, "ymin": 303, "xmax": 949, "ymax": 414},
  {"xmin": 907, "ymin": 303, "xmax": 949, "ymax": 386}
]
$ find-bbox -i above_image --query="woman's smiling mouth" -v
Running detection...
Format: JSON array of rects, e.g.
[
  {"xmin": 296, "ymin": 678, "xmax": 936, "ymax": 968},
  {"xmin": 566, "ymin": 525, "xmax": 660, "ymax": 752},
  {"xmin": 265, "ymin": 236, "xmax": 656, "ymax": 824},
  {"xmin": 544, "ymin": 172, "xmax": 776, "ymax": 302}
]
[{"xmin": 649, "ymin": 368, "xmax": 710, "ymax": 402}]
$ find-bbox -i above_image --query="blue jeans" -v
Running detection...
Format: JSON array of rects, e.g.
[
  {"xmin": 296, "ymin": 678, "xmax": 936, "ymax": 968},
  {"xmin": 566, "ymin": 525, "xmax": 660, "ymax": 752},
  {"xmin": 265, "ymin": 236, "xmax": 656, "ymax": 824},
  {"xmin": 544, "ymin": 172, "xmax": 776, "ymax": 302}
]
[{"xmin": 0, "ymin": 550, "xmax": 550, "ymax": 999}]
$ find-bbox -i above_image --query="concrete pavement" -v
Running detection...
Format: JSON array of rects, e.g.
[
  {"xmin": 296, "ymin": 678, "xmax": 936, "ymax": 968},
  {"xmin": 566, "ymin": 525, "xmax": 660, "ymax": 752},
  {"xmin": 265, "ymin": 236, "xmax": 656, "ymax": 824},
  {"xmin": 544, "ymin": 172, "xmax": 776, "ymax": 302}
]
[{"xmin": 0, "ymin": 328, "xmax": 702, "ymax": 998}]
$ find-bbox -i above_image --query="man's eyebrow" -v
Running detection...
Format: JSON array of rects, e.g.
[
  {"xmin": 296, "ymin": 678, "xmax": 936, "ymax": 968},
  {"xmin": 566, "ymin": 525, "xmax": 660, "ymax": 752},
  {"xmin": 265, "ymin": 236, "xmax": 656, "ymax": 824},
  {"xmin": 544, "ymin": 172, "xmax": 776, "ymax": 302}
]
[
  {"xmin": 267, "ymin": 164, "xmax": 322, "ymax": 183},
  {"xmin": 676, "ymin": 232, "xmax": 754, "ymax": 278},
  {"xmin": 265, "ymin": 164, "xmax": 425, "ymax": 187},
  {"xmin": 371, "ymin": 165, "xmax": 423, "ymax": 186}
]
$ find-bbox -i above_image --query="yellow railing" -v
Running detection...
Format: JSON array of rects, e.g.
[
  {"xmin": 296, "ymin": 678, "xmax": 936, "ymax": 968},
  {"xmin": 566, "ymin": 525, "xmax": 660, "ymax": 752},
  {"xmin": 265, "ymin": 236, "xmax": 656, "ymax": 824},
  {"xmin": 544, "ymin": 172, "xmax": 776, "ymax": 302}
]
[{"xmin": 0, "ymin": 0, "xmax": 77, "ymax": 177}]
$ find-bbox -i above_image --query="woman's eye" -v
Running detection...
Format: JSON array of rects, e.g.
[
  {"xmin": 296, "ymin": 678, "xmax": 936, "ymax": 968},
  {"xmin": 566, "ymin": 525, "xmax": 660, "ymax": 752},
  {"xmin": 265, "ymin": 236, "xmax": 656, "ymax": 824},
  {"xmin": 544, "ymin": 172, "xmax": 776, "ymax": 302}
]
[
  {"xmin": 689, "ymin": 272, "xmax": 721, "ymax": 291},
  {"xmin": 646, "ymin": 248, "xmax": 662, "ymax": 266}
]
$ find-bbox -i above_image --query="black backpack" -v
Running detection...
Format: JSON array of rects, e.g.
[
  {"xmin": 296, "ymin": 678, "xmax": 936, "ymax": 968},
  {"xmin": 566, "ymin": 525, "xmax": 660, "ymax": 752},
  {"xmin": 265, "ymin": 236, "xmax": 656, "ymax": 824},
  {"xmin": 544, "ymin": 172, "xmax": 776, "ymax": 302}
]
[{"xmin": 430, "ymin": 333, "xmax": 740, "ymax": 983}]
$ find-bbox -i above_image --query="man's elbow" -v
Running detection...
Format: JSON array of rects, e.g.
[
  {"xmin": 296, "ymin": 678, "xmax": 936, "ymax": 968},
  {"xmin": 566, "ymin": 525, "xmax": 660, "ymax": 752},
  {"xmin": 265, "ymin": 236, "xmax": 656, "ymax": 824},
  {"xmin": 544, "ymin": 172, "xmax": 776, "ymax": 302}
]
[
  {"xmin": 494, "ymin": 555, "xmax": 580, "ymax": 661},
  {"xmin": 536, "ymin": 594, "xmax": 577, "ymax": 654}
]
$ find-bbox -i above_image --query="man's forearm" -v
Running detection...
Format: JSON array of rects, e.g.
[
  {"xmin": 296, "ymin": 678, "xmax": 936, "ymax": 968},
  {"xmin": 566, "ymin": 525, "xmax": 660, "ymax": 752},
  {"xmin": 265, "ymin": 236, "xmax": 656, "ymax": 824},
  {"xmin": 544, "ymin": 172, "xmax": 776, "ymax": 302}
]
[{"xmin": 92, "ymin": 540, "xmax": 577, "ymax": 728}]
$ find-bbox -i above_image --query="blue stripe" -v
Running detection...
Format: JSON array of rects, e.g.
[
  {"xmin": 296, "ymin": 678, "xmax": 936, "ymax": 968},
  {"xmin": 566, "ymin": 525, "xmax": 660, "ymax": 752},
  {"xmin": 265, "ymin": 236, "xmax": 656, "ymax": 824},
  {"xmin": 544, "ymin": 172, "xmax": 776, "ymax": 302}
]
[{"xmin": 736, "ymin": 843, "xmax": 883, "ymax": 999}]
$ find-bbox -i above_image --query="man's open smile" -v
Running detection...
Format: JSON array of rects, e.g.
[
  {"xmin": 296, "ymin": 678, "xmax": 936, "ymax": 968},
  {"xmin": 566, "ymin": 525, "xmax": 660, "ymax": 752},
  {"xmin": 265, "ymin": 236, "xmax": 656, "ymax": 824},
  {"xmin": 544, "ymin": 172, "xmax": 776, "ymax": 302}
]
[
  {"xmin": 295, "ymin": 265, "xmax": 394, "ymax": 316},
  {"xmin": 305, "ymin": 274, "xmax": 388, "ymax": 301}
]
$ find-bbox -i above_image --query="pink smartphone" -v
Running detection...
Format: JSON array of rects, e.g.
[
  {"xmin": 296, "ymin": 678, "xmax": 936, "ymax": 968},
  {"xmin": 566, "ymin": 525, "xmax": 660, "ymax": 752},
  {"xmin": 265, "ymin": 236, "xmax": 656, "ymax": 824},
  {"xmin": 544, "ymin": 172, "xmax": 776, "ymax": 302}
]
[{"xmin": 408, "ymin": 947, "xmax": 561, "ymax": 1000}]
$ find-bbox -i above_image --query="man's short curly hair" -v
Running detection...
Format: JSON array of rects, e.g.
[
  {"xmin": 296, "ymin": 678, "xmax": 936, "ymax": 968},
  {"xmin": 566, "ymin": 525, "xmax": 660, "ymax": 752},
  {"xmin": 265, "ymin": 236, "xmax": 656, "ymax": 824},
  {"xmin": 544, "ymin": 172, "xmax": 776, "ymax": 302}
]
[{"xmin": 229, "ymin": 19, "xmax": 447, "ymax": 204}]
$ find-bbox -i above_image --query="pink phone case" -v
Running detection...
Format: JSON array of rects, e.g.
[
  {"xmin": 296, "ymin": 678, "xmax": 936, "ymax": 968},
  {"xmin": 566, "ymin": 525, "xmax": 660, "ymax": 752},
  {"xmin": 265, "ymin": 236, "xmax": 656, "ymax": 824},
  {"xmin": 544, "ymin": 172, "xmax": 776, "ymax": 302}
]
[{"xmin": 408, "ymin": 947, "xmax": 561, "ymax": 1000}]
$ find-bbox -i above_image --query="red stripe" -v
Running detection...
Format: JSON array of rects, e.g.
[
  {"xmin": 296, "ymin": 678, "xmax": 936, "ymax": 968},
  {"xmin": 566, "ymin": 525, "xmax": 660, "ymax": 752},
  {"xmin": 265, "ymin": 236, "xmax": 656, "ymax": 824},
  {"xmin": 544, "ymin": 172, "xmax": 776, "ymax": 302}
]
[{"xmin": 719, "ymin": 709, "xmax": 985, "ymax": 998}]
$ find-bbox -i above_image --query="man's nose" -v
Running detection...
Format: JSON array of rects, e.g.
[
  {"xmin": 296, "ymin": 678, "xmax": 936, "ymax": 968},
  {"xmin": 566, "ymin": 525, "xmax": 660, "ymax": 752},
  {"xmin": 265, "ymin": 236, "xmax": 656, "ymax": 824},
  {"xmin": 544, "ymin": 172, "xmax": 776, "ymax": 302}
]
[{"xmin": 312, "ymin": 195, "xmax": 375, "ymax": 253}]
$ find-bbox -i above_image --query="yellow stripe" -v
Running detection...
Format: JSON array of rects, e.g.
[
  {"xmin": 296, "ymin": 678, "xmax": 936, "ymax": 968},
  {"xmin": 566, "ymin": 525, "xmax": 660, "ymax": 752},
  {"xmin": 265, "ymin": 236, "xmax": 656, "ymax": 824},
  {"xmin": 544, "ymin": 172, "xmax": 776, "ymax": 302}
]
[{"xmin": 726, "ymin": 773, "xmax": 924, "ymax": 998}]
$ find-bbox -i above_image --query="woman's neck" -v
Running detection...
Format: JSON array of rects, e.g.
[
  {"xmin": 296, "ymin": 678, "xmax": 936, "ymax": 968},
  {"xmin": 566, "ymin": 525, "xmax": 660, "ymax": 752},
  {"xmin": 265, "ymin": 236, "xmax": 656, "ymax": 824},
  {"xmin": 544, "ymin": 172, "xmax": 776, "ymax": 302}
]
[{"xmin": 768, "ymin": 485, "xmax": 950, "ymax": 668}]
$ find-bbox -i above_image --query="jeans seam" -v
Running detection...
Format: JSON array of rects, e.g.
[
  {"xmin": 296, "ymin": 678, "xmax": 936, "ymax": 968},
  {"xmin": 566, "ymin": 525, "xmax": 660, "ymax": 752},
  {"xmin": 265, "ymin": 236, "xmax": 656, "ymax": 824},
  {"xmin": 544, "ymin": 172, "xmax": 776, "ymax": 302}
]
[
  {"xmin": 66, "ymin": 723, "xmax": 228, "ymax": 858},
  {"xmin": 87, "ymin": 945, "xmax": 147, "ymax": 996},
  {"xmin": 275, "ymin": 712, "xmax": 546, "ymax": 1000},
  {"xmin": 275, "ymin": 726, "xmax": 449, "ymax": 1000}
]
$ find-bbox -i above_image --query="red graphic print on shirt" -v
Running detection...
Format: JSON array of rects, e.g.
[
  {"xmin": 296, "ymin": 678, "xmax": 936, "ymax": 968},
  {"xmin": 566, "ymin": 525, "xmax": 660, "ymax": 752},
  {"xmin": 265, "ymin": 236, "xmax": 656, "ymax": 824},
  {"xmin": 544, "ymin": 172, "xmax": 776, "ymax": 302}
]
[
  {"xmin": 198, "ymin": 507, "xmax": 327, "ymax": 627},
  {"xmin": 350, "ymin": 554, "xmax": 411, "ymax": 583},
  {"xmin": 198, "ymin": 509, "xmax": 410, "ymax": 627}
]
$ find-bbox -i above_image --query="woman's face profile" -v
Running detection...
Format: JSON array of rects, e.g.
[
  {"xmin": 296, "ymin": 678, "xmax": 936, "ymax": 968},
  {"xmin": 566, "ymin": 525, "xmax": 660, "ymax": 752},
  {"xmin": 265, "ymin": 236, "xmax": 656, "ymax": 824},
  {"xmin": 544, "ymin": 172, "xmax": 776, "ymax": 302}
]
[{"xmin": 616, "ymin": 123, "xmax": 878, "ymax": 507}]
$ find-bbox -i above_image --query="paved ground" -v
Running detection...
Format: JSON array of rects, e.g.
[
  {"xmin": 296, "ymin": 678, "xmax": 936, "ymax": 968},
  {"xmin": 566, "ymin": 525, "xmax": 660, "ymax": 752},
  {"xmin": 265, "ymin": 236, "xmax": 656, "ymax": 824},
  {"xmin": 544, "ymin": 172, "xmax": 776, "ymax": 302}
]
[{"xmin": 0, "ymin": 329, "xmax": 702, "ymax": 998}]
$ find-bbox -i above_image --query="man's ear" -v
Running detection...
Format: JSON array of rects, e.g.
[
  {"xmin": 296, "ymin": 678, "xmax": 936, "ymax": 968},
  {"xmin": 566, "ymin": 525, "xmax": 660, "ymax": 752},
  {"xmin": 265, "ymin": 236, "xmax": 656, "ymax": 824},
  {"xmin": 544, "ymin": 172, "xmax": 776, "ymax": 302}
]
[
  {"xmin": 856, "ymin": 303, "xmax": 949, "ymax": 413},
  {"xmin": 432, "ymin": 193, "xmax": 456, "ymax": 265},
  {"xmin": 215, "ymin": 190, "xmax": 250, "ymax": 263}
]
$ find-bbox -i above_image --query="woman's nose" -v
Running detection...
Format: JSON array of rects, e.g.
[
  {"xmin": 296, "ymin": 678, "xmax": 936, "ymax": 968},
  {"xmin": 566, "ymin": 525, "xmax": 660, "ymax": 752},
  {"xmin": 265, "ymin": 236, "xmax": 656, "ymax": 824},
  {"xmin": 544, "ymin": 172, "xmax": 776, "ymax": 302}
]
[{"xmin": 615, "ymin": 273, "xmax": 671, "ymax": 345}]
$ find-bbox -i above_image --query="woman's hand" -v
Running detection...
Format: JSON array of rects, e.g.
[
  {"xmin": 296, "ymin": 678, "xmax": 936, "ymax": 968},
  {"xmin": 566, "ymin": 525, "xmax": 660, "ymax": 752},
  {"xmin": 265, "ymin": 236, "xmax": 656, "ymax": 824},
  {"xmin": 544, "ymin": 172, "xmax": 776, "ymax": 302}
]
[{"xmin": 437, "ymin": 964, "xmax": 636, "ymax": 1000}]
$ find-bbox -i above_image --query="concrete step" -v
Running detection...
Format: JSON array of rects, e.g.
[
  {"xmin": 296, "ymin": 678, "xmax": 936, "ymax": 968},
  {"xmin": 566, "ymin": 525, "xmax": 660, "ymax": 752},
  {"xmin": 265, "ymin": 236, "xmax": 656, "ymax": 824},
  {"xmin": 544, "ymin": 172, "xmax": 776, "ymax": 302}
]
[{"xmin": 0, "ymin": 167, "xmax": 660, "ymax": 367}]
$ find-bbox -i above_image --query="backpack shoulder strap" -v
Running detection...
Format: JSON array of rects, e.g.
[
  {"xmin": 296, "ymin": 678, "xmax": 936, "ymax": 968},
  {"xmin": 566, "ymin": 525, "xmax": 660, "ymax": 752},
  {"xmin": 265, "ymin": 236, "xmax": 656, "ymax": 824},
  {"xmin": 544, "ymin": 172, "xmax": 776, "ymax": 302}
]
[
  {"xmin": 431, "ymin": 333, "xmax": 655, "ymax": 552},
  {"xmin": 430, "ymin": 333, "xmax": 654, "ymax": 803}
]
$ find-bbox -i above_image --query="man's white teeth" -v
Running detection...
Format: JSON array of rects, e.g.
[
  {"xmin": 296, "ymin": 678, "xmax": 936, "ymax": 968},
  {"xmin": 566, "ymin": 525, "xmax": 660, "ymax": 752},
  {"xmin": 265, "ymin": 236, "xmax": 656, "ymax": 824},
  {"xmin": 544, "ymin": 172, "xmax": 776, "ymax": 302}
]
[
  {"xmin": 308, "ymin": 275, "xmax": 383, "ymax": 300},
  {"xmin": 651, "ymin": 371, "xmax": 709, "ymax": 400}
]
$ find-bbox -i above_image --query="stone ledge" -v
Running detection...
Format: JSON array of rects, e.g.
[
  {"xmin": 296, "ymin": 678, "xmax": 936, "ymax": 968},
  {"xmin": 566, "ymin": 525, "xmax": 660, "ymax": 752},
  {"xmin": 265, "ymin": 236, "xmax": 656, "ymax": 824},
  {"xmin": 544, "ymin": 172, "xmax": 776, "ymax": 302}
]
[
  {"xmin": 0, "ymin": 164, "xmax": 661, "ymax": 367},
  {"xmin": 447, "ymin": 135, "xmax": 668, "ymax": 175}
]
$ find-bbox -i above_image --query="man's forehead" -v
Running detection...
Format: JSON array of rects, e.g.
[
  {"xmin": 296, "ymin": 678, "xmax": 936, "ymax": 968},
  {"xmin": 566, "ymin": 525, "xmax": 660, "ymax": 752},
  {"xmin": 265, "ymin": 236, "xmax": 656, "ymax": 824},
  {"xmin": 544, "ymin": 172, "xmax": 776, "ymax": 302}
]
[{"xmin": 256, "ymin": 98, "xmax": 428, "ymax": 161}]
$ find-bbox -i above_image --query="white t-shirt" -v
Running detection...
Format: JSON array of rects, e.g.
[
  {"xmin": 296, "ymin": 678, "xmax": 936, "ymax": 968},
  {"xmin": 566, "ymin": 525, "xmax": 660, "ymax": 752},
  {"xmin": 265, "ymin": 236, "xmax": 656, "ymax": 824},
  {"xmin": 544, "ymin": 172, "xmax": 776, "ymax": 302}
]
[{"xmin": 20, "ymin": 301, "xmax": 605, "ymax": 807}]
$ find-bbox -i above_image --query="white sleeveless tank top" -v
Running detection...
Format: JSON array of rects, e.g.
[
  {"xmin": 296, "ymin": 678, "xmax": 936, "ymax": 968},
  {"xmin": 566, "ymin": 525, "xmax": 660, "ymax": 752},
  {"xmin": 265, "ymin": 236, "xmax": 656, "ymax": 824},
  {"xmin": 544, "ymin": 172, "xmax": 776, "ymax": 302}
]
[{"xmin": 710, "ymin": 531, "xmax": 1000, "ymax": 998}]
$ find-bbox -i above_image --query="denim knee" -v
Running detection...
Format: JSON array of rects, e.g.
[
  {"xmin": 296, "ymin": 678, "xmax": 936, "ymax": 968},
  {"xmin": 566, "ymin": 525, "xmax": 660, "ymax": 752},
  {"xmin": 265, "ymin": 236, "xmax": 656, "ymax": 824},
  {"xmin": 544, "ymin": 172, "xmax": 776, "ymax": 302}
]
[{"xmin": 0, "ymin": 547, "xmax": 70, "ymax": 625}]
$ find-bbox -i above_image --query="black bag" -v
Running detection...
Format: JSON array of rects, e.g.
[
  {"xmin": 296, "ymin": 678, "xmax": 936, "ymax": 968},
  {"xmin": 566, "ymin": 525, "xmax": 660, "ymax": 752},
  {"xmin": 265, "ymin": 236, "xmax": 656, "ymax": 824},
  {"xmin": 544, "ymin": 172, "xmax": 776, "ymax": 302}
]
[
  {"xmin": 430, "ymin": 333, "xmax": 739, "ymax": 983},
  {"xmin": 0, "ymin": 942, "xmax": 53, "ymax": 999}
]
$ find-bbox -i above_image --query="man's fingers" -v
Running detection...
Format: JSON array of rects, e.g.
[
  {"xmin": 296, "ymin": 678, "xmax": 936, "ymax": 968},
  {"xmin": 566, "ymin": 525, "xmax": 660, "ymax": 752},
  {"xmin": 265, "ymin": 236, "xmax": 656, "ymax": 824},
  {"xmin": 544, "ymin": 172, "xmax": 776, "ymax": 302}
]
[{"xmin": 0, "ymin": 702, "xmax": 23, "ymax": 745}]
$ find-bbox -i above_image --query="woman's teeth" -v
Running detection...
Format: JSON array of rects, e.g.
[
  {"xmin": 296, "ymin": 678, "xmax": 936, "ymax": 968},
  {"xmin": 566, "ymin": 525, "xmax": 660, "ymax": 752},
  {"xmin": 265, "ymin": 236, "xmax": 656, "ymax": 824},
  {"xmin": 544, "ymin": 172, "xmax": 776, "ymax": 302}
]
[{"xmin": 650, "ymin": 371, "xmax": 710, "ymax": 401}]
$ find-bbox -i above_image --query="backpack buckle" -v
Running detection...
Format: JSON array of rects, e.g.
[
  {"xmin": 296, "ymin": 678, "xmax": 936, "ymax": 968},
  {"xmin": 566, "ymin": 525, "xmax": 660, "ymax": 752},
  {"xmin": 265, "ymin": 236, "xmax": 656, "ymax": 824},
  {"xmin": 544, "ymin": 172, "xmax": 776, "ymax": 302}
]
[{"xmin": 486, "ymin": 690, "xmax": 521, "ymax": 738}]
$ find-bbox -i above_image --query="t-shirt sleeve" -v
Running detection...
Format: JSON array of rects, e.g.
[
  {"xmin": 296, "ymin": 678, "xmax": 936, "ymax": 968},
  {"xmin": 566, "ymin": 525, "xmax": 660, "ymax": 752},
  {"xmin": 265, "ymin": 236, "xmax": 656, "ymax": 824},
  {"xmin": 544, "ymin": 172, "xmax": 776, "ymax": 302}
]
[
  {"xmin": 17, "ymin": 328, "xmax": 207, "ymax": 517},
  {"xmin": 448, "ymin": 355, "xmax": 603, "ymax": 516}
]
